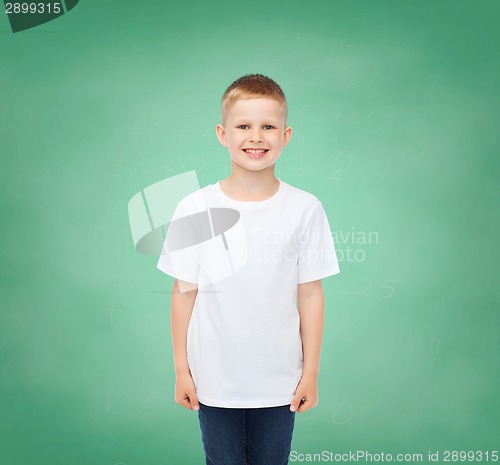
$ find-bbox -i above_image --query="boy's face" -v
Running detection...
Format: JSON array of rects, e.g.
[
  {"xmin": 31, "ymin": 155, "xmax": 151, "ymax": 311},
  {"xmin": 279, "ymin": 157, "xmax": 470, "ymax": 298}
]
[{"xmin": 216, "ymin": 97, "xmax": 292, "ymax": 173}]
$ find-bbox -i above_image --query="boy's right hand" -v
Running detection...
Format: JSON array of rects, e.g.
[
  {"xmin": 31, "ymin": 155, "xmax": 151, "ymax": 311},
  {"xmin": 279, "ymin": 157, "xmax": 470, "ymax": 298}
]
[{"xmin": 174, "ymin": 372, "xmax": 200, "ymax": 411}]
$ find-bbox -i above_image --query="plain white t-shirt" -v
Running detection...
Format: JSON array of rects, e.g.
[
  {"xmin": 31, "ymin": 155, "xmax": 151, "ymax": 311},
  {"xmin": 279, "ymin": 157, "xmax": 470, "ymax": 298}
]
[{"xmin": 157, "ymin": 178, "xmax": 340, "ymax": 408}]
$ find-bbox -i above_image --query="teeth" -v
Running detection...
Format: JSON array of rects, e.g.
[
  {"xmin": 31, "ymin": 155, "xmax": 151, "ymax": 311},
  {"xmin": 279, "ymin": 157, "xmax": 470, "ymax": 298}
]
[{"xmin": 244, "ymin": 149, "xmax": 267, "ymax": 154}]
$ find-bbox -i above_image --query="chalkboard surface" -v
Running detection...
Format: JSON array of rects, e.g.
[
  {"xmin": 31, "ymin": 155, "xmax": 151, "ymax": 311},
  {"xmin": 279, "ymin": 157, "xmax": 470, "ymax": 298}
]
[{"xmin": 1, "ymin": 0, "xmax": 498, "ymax": 463}]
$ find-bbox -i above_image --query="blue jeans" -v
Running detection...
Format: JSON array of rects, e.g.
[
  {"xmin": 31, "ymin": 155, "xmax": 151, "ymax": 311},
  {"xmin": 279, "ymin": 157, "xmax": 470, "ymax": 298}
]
[{"xmin": 197, "ymin": 402, "xmax": 296, "ymax": 465}]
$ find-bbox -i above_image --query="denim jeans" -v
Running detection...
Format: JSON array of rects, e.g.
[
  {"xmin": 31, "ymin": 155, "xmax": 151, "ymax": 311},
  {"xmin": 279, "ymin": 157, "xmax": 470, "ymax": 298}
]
[{"xmin": 197, "ymin": 402, "xmax": 296, "ymax": 465}]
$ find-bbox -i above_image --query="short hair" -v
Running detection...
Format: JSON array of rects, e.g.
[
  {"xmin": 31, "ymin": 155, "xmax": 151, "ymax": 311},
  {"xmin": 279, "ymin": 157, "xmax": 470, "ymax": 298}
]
[{"xmin": 221, "ymin": 73, "xmax": 288, "ymax": 127}]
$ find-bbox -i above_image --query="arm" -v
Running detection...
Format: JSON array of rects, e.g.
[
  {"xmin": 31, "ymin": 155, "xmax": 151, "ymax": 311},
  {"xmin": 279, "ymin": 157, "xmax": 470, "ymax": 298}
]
[
  {"xmin": 171, "ymin": 278, "xmax": 200, "ymax": 410},
  {"xmin": 290, "ymin": 279, "xmax": 325, "ymax": 413}
]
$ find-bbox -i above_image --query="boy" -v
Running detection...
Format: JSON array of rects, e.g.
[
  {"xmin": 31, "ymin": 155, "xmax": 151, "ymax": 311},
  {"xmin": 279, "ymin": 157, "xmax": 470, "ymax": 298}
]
[{"xmin": 157, "ymin": 74, "xmax": 340, "ymax": 464}]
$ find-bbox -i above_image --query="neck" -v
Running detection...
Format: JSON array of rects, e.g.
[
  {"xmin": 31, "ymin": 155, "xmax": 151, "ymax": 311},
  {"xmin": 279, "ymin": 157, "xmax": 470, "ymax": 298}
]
[{"xmin": 222, "ymin": 166, "xmax": 278, "ymax": 194}]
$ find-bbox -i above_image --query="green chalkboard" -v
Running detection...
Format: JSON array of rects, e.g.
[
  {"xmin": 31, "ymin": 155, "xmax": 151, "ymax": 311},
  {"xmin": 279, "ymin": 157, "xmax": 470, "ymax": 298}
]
[{"xmin": 1, "ymin": 0, "xmax": 498, "ymax": 463}]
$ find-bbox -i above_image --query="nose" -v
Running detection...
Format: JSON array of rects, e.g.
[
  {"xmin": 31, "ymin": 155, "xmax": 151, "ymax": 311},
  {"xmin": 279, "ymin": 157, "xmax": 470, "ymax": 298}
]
[{"xmin": 249, "ymin": 128, "xmax": 263, "ymax": 143}]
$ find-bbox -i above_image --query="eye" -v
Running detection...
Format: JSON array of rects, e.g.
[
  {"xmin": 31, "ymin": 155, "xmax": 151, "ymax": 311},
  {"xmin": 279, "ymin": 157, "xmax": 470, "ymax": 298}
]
[
  {"xmin": 237, "ymin": 125, "xmax": 249, "ymax": 129},
  {"xmin": 264, "ymin": 125, "xmax": 275, "ymax": 130}
]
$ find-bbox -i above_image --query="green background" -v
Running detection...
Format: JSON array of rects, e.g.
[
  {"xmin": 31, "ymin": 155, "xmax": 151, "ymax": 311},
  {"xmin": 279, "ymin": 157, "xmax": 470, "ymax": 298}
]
[{"xmin": 1, "ymin": 0, "xmax": 499, "ymax": 464}]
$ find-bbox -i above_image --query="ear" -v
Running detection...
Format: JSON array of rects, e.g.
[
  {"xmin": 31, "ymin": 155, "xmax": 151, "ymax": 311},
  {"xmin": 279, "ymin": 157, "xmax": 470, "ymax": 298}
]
[
  {"xmin": 282, "ymin": 126, "xmax": 292, "ymax": 147},
  {"xmin": 215, "ymin": 124, "xmax": 228, "ymax": 147}
]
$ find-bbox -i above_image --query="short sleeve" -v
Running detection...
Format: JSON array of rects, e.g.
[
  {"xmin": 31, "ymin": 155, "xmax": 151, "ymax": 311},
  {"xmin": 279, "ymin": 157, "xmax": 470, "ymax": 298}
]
[
  {"xmin": 297, "ymin": 203, "xmax": 340, "ymax": 284},
  {"xmin": 156, "ymin": 201, "xmax": 200, "ymax": 284}
]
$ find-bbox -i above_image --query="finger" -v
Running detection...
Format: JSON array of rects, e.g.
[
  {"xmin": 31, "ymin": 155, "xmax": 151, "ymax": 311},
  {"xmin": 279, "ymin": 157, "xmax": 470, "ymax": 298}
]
[
  {"xmin": 180, "ymin": 395, "xmax": 192, "ymax": 409},
  {"xmin": 298, "ymin": 396, "xmax": 318, "ymax": 413},
  {"xmin": 297, "ymin": 398, "xmax": 309, "ymax": 413},
  {"xmin": 290, "ymin": 394, "xmax": 305, "ymax": 412},
  {"xmin": 188, "ymin": 391, "xmax": 200, "ymax": 411},
  {"xmin": 179, "ymin": 392, "xmax": 195, "ymax": 410}
]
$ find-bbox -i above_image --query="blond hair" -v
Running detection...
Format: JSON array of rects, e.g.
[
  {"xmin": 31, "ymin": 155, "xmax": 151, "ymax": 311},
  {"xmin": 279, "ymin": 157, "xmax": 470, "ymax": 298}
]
[{"xmin": 221, "ymin": 73, "xmax": 288, "ymax": 126}]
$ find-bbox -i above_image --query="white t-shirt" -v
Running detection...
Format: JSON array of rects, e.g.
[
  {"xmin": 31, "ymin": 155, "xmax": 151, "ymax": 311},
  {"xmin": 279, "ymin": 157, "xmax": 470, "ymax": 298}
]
[{"xmin": 157, "ymin": 178, "xmax": 340, "ymax": 408}]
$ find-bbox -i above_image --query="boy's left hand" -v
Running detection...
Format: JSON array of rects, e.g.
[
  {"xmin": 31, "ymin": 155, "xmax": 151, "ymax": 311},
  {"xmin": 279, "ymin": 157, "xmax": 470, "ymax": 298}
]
[{"xmin": 290, "ymin": 374, "xmax": 318, "ymax": 413}]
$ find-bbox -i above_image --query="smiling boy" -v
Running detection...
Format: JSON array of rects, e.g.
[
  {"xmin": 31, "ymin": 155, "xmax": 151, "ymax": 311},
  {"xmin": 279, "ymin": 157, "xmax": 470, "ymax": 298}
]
[{"xmin": 158, "ymin": 73, "xmax": 340, "ymax": 464}]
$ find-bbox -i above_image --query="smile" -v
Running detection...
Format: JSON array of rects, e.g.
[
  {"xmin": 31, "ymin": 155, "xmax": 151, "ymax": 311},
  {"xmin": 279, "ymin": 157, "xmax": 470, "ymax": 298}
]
[
  {"xmin": 243, "ymin": 149, "xmax": 269, "ymax": 157},
  {"xmin": 244, "ymin": 149, "xmax": 268, "ymax": 153}
]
